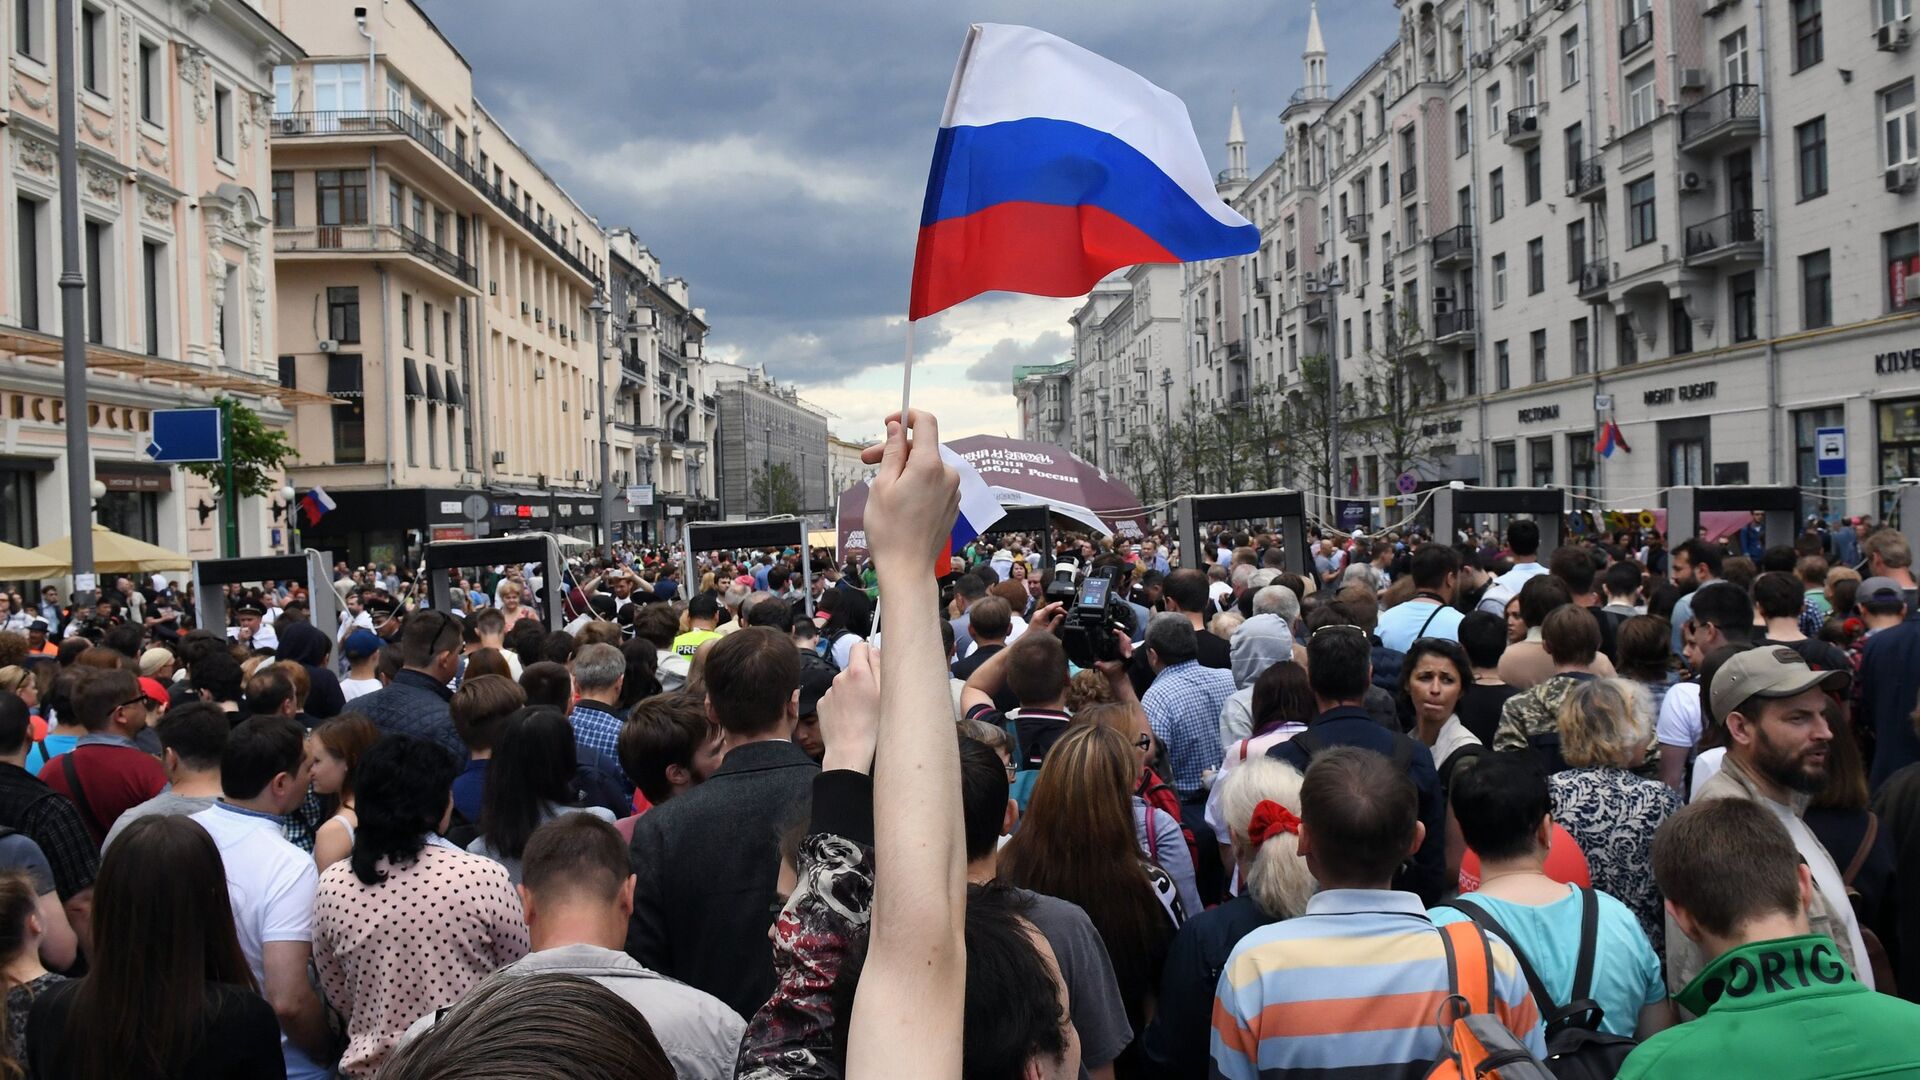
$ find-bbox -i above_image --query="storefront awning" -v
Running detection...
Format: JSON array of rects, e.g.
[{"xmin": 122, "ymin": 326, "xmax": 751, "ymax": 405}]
[
  {"xmin": 0, "ymin": 328, "xmax": 337, "ymax": 407},
  {"xmin": 403, "ymin": 357, "xmax": 426, "ymax": 400},
  {"xmin": 445, "ymin": 376, "xmax": 466, "ymax": 409},
  {"xmin": 425, "ymin": 366, "xmax": 444, "ymax": 404}
]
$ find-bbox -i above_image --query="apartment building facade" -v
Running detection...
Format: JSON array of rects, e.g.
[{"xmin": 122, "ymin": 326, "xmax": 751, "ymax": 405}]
[
  {"xmin": 711, "ymin": 364, "xmax": 830, "ymax": 523},
  {"xmin": 1013, "ymin": 360, "xmax": 1074, "ymax": 448},
  {"xmin": 1195, "ymin": 0, "xmax": 1918, "ymax": 518},
  {"xmin": 1067, "ymin": 263, "xmax": 1188, "ymax": 477},
  {"xmin": 3, "ymin": 0, "xmax": 317, "ymax": 561},
  {"xmin": 607, "ymin": 227, "xmax": 717, "ymax": 544},
  {"xmin": 266, "ymin": 0, "xmax": 610, "ymax": 563}
]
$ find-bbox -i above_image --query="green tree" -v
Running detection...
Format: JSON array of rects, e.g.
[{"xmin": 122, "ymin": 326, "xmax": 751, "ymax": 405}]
[
  {"xmin": 184, "ymin": 396, "xmax": 294, "ymax": 498},
  {"xmin": 751, "ymin": 461, "xmax": 803, "ymax": 517},
  {"xmin": 1352, "ymin": 306, "xmax": 1449, "ymax": 504}
]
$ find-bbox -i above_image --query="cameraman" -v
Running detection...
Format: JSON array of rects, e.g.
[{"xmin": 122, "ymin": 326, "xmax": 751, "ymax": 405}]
[{"xmin": 959, "ymin": 602, "xmax": 1134, "ymax": 774}]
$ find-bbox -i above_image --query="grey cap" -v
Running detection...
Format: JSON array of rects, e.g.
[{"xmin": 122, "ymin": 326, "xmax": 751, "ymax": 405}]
[
  {"xmin": 1858, "ymin": 576, "xmax": 1906, "ymax": 607},
  {"xmin": 1708, "ymin": 645, "xmax": 1847, "ymax": 721}
]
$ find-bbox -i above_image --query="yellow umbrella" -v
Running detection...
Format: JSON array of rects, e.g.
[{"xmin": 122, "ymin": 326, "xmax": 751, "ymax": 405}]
[
  {"xmin": 30, "ymin": 525, "xmax": 192, "ymax": 574},
  {"xmin": 0, "ymin": 540, "xmax": 66, "ymax": 579}
]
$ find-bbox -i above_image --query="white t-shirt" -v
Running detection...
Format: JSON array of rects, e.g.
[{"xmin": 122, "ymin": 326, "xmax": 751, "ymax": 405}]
[
  {"xmin": 191, "ymin": 802, "xmax": 329, "ymax": 1080},
  {"xmin": 1688, "ymin": 746, "xmax": 1726, "ymax": 799},
  {"xmin": 1656, "ymin": 682, "xmax": 1703, "ymax": 750},
  {"xmin": 340, "ymin": 677, "xmax": 383, "ymax": 702}
]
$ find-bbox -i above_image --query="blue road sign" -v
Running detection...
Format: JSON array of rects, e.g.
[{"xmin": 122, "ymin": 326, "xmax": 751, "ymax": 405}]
[
  {"xmin": 145, "ymin": 407, "xmax": 224, "ymax": 463},
  {"xmin": 1815, "ymin": 427, "xmax": 1846, "ymax": 478}
]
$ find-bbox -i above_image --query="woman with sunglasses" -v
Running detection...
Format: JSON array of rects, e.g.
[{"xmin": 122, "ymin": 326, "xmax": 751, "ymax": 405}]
[{"xmin": 1078, "ymin": 703, "xmax": 1201, "ymax": 921}]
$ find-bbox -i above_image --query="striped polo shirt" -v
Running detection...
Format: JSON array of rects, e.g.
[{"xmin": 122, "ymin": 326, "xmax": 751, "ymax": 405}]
[{"xmin": 1211, "ymin": 889, "xmax": 1545, "ymax": 1080}]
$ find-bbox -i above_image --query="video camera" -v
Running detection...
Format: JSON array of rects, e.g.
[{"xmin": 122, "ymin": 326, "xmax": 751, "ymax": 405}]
[{"xmin": 1060, "ymin": 564, "xmax": 1131, "ymax": 668}]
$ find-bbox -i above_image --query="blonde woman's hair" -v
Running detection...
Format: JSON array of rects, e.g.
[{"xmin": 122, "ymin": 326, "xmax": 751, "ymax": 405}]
[
  {"xmin": 1557, "ymin": 677, "xmax": 1653, "ymax": 769},
  {"xmin": 1209, "ymin": 611, "xmax": 1245, "ymax": 640},
  {"xmin": 1214, "ymin": 755, "xmax": 1314, "ymax": 920}
]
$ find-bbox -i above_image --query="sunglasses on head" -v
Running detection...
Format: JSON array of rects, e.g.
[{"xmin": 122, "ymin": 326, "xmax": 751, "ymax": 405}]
[{"xmin": 1310, "ymin": 623, "xmax": 1367, "ymax": 641}]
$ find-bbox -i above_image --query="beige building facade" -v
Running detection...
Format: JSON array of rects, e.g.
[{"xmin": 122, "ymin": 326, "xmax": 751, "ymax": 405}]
[{"xmin": 3, "ymin": 0, "xmax": 319, "ymax": 564}]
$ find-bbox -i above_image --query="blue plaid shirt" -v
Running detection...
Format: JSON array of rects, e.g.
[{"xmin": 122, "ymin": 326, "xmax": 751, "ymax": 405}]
[
  {"xmin": 1141, "ymin": 660, "xmax": 1237, "ymax": 797},
  {"xmin": 570, "ymin": 700, "xmax": 629, "ymax": 789}
]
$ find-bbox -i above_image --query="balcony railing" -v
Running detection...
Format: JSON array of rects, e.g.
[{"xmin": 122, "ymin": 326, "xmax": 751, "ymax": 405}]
[
  {"xmin": 1684, "ymin": 208, "xmax": 1762, "ymax": 259},
  {"xmin": 1679, "ymin": 83, "xmax": 1761, "ymax": 147},
  {"xmin": 1505, "ymin": 105, "xmax": 1543, "ymax": 144},
  {"xmin": 1430, "ymin": 223, "xmax": 1473, "ymax": 266},
  {"xmin": 1620, "ymin": 11, "xmax": 1653, "ymax": 56},
  {"xmin": 1343, "ymin": 212, "xmax": 1370, "ymax": 241},
  {"xmin": 1254, "ymin": 276, "xmax": 1271, "ymax": 296},
  {"xmin": 1399, "ymin": 165, "xmax": 1419, "ymax": 197},
  {"xmin": 274, "ymin": 224, "xmax": 477, "ymax": 286},
  {"xmin": 1305, "ymin": 298, "xmax": 1329, "ymax": 324},
  {"xmin": 1578, "ymin": 260, "xmax": 1611, "ymax": 295},
  {"xmin": 1433, "ymin": 307, "xmax": 1475, "ymax": 340},
  {"xmin": 1568, "ymin": 156, "xmax": 1606, "ymax": 199},
  {"xmin": 271, "ymin": 110, "xmax": 601, "ymax": 285}
]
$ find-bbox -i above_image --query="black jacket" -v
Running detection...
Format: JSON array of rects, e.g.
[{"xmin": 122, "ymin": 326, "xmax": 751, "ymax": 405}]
[
  {"xmin": 350, "ymin": 669, "xmax": 462, "ymax": 764},
  {"xmin": 625, "ymin": 739, "xmax": 819, "ymax": 1019}
]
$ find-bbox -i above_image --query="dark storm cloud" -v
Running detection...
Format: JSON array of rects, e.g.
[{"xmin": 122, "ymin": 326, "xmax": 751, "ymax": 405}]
[{"xmin": 420, "ymin": 0, "xmax": 1398, "ymax": 386}]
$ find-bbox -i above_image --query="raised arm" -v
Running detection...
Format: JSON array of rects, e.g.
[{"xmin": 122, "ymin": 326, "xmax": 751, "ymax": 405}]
[{"xmin": 845, "ymin": 410, "xmax": 966, "ymax": 1080}]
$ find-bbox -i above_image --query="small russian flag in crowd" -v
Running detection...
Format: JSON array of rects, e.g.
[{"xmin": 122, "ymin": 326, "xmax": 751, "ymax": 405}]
[
  {"xmin": 1596, "ymin": 421, "xmax": 1631, "ymax": 458},
  {"xmin": 909, "ymin": 24, "xmax": 1262, "ymax": 321},
  {"xmin": 299, "ymin": 486, "xmax": 336, "ymax": 526},
  {"xmin": 941, "ymin": 445, "xmax": 1005, "ymax": 572}
]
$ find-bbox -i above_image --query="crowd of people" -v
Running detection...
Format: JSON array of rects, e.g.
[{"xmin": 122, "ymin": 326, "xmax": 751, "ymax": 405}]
[{"xmin": 2, "ymin": 421, "xmax": 1920, "ymax": 1077}]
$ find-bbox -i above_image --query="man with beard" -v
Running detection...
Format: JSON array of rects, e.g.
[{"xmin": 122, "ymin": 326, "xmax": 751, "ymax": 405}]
[
  {"xmin": 1665, "ymin": 539, "xmax": 1724, "ymax": 655},
  {"xmin": 1663, "ymin": 647, "xmax": 1874, "ymax": 995}
]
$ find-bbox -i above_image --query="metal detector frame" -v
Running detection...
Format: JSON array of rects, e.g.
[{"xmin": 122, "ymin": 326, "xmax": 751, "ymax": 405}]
[
  {"xmin": 980, "ymin": 504, "xmax": 1057, "ymax": 576},
  {"xmin": 192, "ymin": 550, "xmax": 340, "ymax": 643},
  {"xmin": 1898, "ymin": 481, "xmax": 1920, "ymax": 561},
  {"xmin": 421, "ymin": 533, "xmax": 567, "ymax": 631},
  {"xmin": 684, "ymin": 516, "xmax": 814, "ymax": 614},
  {"xmin": 1430, "ymin": 486, "xmax": 1567, "ymax": 560},
  {"xmin": 1174, "ymin": 492, "xmax": 1311, "ymax": 576},
  {"xmin": 1664, "ymin": 486, "xmax": 1798, "ymax": 581}
]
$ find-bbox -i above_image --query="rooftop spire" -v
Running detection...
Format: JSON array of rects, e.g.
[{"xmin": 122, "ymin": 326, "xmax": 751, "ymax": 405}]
[
  {"xmin": 1225, "ymin": 96, "xmax": 1248, "ymax": 180},
  {"xmin": 1305, "ymin": 0, "xmax": 1326, "ymax": 57}
]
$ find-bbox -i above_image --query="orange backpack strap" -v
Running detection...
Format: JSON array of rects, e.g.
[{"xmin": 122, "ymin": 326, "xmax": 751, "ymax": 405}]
[{"xmin": 1438, "ymin": 920, "xmax": 1496, "ymax": 1016}]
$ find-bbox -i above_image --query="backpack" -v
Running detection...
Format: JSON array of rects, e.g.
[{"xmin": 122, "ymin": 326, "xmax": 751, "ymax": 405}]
[
  {"xmin": 1443, "ymin": 888, "xmax": 1637, "ymax": 1080},
  {"xmin": 1427, "ymin": 919, "xmax": 1557, "ymax": 1079}
]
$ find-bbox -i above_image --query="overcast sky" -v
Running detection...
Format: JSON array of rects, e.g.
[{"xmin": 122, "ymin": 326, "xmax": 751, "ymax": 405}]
[{"xmin": 421, "ymin": 0, "xmax": 1398, "ymax": 441}]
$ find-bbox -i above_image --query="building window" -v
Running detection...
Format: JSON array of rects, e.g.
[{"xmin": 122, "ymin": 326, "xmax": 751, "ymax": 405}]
[
  {"xmin": 1885, "ymin": 82, "xmax": 1918, "ymax": 171},
  {"xmin": 327, "ymin": 286, "xmax": 360, "ymax": 343},
  {"xmin": 0, "ymin": 468, "xmax": 36, "ymax": 549},
  {"xmin": 1567, "ymin": 219, "xmax": 1587, "ymax": 281},
  {"xmin": 1524, "ymin": 148, "xmax": 1543, "ymax": 204},
  {"xmin": 1455, "ymin": 106, "xmax": 1471, "ymax": 156},
  {"xmin": 1564, "ymin": 123, "xmax": 1584, "ymax": 182},
  {"xmin": 1888, "ymin": 226, "xmax": 1920, "ymax": 311},
  {"xmin": 1495, "ymin": 441, "xmax": 1517, "ymax": 486},
  {"xmin": 423, "ymin": 302, "xmax": 435, "ymax": 357},
  {"xmin": 1722, "ymin": 29, "xmax": 1751, "ymax": 86},
  {"xmin": 1571, "ymin": 317, "xmax": 1590, "ymax": 374},
  {"xmin": 278, "ymin": 355, "xmax": 296, "ymax": 389},
  {"xmin": 1490, "ymin": 168, "xmax": 1506, "ymax": 220},
  {"xmin": 310, "ymin": 62, "xmax": 365, "ymax": 111},
  {"xmin": 1527, "ymin": 238, "xmax": 1545, "ymax": 294},
  {"xmin": 315, "ymin": 169, "xmax": 368, "ymax": 226},
  {"xmin": 1626, "ymin": 66, "xmax": 1656, "ymax": 130},
  {"xmin": 1492, "ymin": 253, "xmax": 1509, "ymax": 305},
  {"xmin": 1801, "ymin": 249, "xmax": 1832, "ymax": 329},
  {"xmin": 1496, "ymin": 339, "xmax": 1512, "ymax": 389},
  {"xmin": 1463, "ymin": 349, "xmax": 1478, "ymax": 394},
  {"xmin": 1877, "ymin": 400, "xmax": 1920, "ymax": 518},
  {"xmin": 1530, "ymin": 438, "xmax": 1554, "ymax": 487},
  {"xmin": 141, "ymin": 240, "xmax": 164, "ymax": 357},
  {"xmin": 1617, "ymin": 314, "xmax": 1639, "ymax": 365},
  {"xmin": 1792, "ymin": 406, "xmax": 1844, "ymax": 520},
  {"xmin": 1792, "ymin": 0, "xmax": 1823, "ymax": 70},
  {"xmin": 1731, "ymin": 271, "xmax": 1759, "ymax": 341},
  {"xmin": 1488, "ymin": 82, "xmax": 1503, "ymax": 136},
  {"xmin": 214, "ymin": 85, "xmax": 234, "ymax": 162},
  {"xmin": 1627, "ymin": 175, "xmax": 1657, "ymax": 247},
  {"xmin": 1667, "ymin": 436, "xmax": 1707, "ymax": 487},
  {"xmin": 83, "ymin": 221, "xmax": 106, "ymax": 345},
  {"xmin": 401, "ymin": 293, "xmax": 413, "ymax": 349},
  {"xmin": 138, "ymin": 40, "xmax": 161, "ymax": 124},
  {"xmin": 80, "ymin": 5, "xmax": 105, "ymax": 94},
  {"xmin": 271, "ymin": 172, "xmax": 295, "ymax": 226},
  {"xmin": 1568, "ymin": 434, "xmax": 1596, "ymax": 497},
  {"xmin": 272, "ymin": 64, "xmax": 293, "ymax": 115},
  {"xmin": 1669, "ymin": 298, "xmax": 1695, "ymax": 354},
  {"xmin": 1530, "ymin": 329, "xmax": 1548, "ymax": 382},
  {"xmin": 406, "ymin": 399, "xmax": 417, "ymax": 467},
  {"xmin": 1379, "ymin": 163, "xmax": 1391, "ymax": 207},
  {"xmin": 1884, "ymin": 0, "xmax": 1917, "ymax": 24},
  {"xmin": 13, "ymin": 0, "xmax": 41, "ymax": 59},
  {"xmin": 1796, "ymin": 117, "xmax": 1828, "ymax": 200},
  {"xmin": 15, "ymin": 198, "xmax": 41, "ymax": 331},
  {"xmin": 1561, "ymin": 27, "xmax": 1581, "ymax": 86},
  {"xmin": 328, "ymin": 354, "xmax": 366, "ymax": 464}
]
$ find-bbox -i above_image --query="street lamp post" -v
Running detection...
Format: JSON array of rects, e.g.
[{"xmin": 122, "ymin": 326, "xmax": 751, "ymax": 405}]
[
  {"xmin": 588, "ymin": 292, "xmax": 612, "ymax": 550},
  {"xmin": 1319, "ymin": 272, "xmax": 1347, "ymax": 508},
  {"xmin": 56, "ymin": 0, "xmax": 96, "ymax": 606}
]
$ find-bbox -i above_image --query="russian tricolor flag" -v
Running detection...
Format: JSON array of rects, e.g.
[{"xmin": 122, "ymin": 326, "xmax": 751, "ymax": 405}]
[
  {"xmin": 940, "ymin": 445, "xmax": 1005, "ymax": 574},
  {"xmin": 299, "ymin": 486, "xmax": 336, "ymax": 527},
  {"xmin": 1596, "ymin": 421, "xmax": 1631, "ymax": 458},
  {"xmin": 909, "ymin": 24, "xmax": 1262, "ymax": 321}
]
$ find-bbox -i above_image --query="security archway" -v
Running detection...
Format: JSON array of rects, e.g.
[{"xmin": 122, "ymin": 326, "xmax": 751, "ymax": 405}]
[
  {"xmin": 192, "ymin": 550, "xmax": 340, "ymax": 643},
  {"xmin": 685, "ymin": 516, "xmax": 814, "ymax": 614},
  {"xmin": 1430, "ymin": 485, "xmax": 1566, "ymax": 560},
  {"xmin": 1174, "ymin": 491, "xmax": 1311, "ymax": 576},
  {"xmin": 1664, "ymin": 485, "xmax": 1797, "ymax": 581},
  {"xmin": 422, "ymin": 533, "xmax": 567, "ymax": 630}
]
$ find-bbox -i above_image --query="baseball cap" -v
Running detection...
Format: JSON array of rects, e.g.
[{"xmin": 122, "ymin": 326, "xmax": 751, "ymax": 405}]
[
  {"xmin": 138, "ymin": 647, "xmax": 174, "ymax": 677},
  {"xmin": 1708, "ymin": 646, "xmax": 1848, "ymax": 721},
  {"xmin": 342, "ymin": 629, "xmax": 384, "ymax": 660},
  {"xmin": 797, "ymin": 659, "xmax": 837, "ymax": 718},
  {"xmin": 1858, "ymin": 576, "xmax": 1906, "ymax": 606},
  {"xmin": 137, "ymin": 677, "xmax": 170, "ymax": 707}
]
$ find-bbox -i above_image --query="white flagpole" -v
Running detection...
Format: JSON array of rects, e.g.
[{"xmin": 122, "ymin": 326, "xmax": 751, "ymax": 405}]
[{"xmin": 900, "ymin": 318, "xmax": 918, "ymax": 418}]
